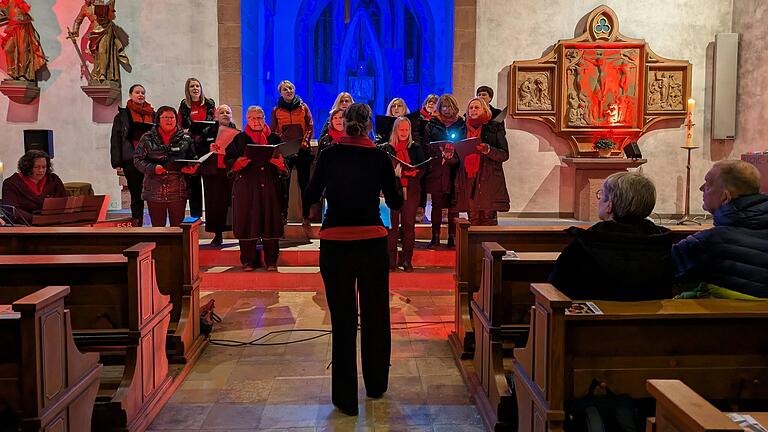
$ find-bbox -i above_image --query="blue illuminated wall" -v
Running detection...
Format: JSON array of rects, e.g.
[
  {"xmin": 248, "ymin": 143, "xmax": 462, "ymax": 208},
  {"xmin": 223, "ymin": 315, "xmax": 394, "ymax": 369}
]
[{"xmin": 241, "ymin": 0, "xmax": 453, "ymax": 135}]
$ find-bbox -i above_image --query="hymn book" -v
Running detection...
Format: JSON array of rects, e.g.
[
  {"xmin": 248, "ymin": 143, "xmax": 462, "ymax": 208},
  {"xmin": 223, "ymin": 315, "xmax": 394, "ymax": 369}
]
[
  {"xmin": 174, "ymin": 151, "xmax": 214, "ymax": 164},
  {"xmin": 189, "ymin": 120, "xmax": 217, "ymax": 136}
]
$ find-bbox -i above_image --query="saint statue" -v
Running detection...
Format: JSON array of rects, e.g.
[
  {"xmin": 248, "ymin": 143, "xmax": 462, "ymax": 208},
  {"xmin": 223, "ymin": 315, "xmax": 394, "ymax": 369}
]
[
  {"xmin": 0, "ymin": 0, "xmax": 47, "ymax": 82},
  {"xmin": 68, "ymin": 0, "xmax": 130, "ymax": 84}
]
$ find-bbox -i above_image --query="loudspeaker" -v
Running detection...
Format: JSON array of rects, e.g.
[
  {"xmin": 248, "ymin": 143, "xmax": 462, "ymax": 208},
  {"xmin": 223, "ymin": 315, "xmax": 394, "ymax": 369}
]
[
  {"xmin": 23, "ymin": 129, "xmax": 54, "ymax": 159},
  {"xmin": 712, "ymin": 33, "xmax": 738, "ymax": 140},
  {"xmin": 624, "ymin": 142, "xmax": 642, "ymax": 159}
]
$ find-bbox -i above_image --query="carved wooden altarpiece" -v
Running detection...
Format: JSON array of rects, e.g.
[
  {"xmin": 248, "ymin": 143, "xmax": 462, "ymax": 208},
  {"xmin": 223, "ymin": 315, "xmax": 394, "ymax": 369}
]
[{"xmin": 509, "ymin": 5, "xmax": 692, "ymax": 156}]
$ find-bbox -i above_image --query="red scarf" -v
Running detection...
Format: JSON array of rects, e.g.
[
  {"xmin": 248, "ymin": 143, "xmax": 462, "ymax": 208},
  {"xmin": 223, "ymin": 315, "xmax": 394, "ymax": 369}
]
[
  {"xmin": 464, "ymin": 113, "xmax": 490, "ymax": 179},
  {"xmin": 189, "ymin": 100, "xmax": 208, "ymax": 122},
  {"xmin": 328, "ymin": 126, "xmax": 345, "ymax": 144},
  {"xmin": 126, "ymin": 100, "xmax": 155, "ymax": 123},
  {"xmin": 20, "ymin": 173, "xmax": 47, "ymax": 196},
  {"xmin": 435, "ymin": 113, "xmax": 459, "ymax": 128},
  {"xmin": 420, "ymin": 107, "xmax": 432, "ymax": 121},
  {"xmin": 158, "ymin": 127, "xmax": 176, "ymax": 145},
  {"xmin": 395, "ymin": 140, "xmax": 411, "ymax": 187},
  {"xmin": 338, "ymin": 135, "xmax": 375, "ymax": 148},
  {"xmin": 245, "ymin": 124, "xmax": 271, "ymax": 145}
]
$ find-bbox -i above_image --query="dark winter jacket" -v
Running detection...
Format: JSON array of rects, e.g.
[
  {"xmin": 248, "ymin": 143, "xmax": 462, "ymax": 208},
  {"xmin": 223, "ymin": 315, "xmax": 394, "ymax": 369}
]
[
  {"xmin": 199, "ymin": 122, "xmax": 238, "ymax": 175},
  {"xmin": 178, "ymin": 97, "xmax": 216, "ymax": 130},
  {"xmin": 110, "ymin": 107, "xmax": 153, "ymax": 168},
  {"xmin": 672, "ymin": 194, "xmax": 768, "ymax": 297},
  {"xmin": 453, "ymin": 120, "xmax": 510, "ymax": 212},
  {"xmin": 422, "ymin": 117, "xmax": 464, "ymax": 196},
  {"xmin": 548, "ymin": 219, "xmax": 675, "ymax": 301},
  {"xmin": 133, "ymin": 127, "xmax": 195, "ymax": 202}
]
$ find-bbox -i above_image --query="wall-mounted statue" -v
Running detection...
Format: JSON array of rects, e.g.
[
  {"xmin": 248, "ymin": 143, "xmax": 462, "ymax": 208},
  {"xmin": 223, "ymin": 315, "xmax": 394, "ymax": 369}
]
[
  {"xmin": 0, "ymin": 0, "xmax": 47, "ymax": 82},
  {"xmin": 68, "ymin": 0, "xmax": 131, "ymax": 85}
]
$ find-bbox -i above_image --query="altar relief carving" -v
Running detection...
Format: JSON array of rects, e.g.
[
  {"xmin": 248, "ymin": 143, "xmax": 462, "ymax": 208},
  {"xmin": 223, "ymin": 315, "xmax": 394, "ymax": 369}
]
[{"xmin": 509, "ymin": 5, "xmax": 692, "ymax": 156}]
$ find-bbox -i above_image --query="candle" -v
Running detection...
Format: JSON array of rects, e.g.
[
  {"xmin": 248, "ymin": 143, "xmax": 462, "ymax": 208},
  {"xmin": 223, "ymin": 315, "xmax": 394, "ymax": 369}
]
[{"xmin": 685, "ymin": 98, "xmax": 695, "ymax": 148}]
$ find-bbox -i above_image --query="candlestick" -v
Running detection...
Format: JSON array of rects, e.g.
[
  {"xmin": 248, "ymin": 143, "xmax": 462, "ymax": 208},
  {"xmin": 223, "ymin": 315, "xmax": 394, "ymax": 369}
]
[{"xmin": 0, "ymin": 160, "xmax": 3, "ymax": 199}]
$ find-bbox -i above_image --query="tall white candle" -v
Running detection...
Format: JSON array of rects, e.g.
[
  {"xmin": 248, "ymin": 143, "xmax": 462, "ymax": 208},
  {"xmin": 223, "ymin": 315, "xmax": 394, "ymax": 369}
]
[{"xmin": 685, "ymin": 98, "xmax": 695, "ymax": 148}]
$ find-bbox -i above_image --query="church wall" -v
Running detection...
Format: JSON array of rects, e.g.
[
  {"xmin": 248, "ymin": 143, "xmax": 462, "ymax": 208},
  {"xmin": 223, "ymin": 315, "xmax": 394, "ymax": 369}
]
[
  {"xmin": 732, "ymin": 0, "xmax": 768, "ymax": 155},
  {"xmin": 0, "ymin": 0, "xmax": 220, "ymax": 210},
  {"xmin": 475, "ymin": 0, "xmax": 734, "ymax": 216}
]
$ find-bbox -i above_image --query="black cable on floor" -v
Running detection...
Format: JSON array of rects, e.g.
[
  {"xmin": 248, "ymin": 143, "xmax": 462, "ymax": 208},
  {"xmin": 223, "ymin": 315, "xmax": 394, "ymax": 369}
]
[{"xmin": 207, "ymin": 320, "xmax": 451, "ymax": 347}]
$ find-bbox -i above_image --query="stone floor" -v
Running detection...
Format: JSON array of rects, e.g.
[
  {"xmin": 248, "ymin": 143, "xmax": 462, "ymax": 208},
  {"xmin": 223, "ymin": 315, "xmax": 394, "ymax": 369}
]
[{"xmin": 149, "ymin": 288, "xmax": 485, "ymax": 432}]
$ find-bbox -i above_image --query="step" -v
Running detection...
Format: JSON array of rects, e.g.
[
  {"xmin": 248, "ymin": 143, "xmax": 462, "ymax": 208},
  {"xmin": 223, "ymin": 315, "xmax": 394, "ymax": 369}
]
[
  {"xmin": 199, "ymin": 239, "xmax": 456, "ymax": 268},
  {"xmin": 197, "ymin": 223, "xmax": 450, "ymax": 241},
  {"xmin": 200, "ymin": 266, "xmax": 455, "ymax": 291}
]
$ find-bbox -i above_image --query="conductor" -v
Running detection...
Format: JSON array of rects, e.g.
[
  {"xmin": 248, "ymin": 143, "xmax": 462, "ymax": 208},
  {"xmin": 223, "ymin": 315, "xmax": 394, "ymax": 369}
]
[{"xmin": 303, "ymin": 103, "xmax": 403, "ymax": 416}]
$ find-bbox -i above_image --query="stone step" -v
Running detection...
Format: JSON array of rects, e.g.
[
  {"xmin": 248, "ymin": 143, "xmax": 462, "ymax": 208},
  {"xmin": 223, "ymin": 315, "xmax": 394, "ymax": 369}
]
[
  {"xmin": 200, "ymin": 266, "xmax": 455, "ymax": 292},
  {"xmin": 199, "ymin": 239, "xmax": 456, "ymax": 268}
]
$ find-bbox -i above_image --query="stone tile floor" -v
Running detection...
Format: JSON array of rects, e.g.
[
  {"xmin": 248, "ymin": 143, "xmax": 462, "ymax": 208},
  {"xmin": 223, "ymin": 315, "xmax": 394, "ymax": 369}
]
[{"xmin": 149, "ymin": 289, "xmax": 485, "ymax": 432}]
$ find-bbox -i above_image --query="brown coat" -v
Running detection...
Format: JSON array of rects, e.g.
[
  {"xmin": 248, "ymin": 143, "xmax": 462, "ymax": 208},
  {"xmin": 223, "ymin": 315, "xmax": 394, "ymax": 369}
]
[
  {"xmin": 453, "ymin": 120, "xmax": 510, "ymax": 212},
  {"xmin": 224, "ymin": 132, "xmax": 286, "ymax": 240},
  {"xmin": 1, "ymin": 172, "xmax": 67, "ymax": 224}
]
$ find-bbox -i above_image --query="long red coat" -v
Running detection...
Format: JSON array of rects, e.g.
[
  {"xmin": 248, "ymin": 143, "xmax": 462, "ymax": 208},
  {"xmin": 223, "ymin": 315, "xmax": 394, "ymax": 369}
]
[{"xmin": 224, "ymin": 132, "xmax": 285, "ymax": 240}]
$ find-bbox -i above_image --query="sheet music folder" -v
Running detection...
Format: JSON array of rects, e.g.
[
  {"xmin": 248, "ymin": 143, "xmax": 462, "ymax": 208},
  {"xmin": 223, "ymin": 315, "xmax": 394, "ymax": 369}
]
[
  {"xmin": 386, "ymin": 153, "xmax": 432, "ymax": 171},
  {"xmin": 375, "ymin": 115, "xmax": 397, "ymax": 140},
  {"xmin": 32, "ymin": 195, "xmax": 109, "ymax": 226},
  {"xmin": 130, "ymin": 121, "xmax": 155, "ymax": 138},
  {"xmin": 246, "ymin": 139, "xmax": 301, "ymax": 161},
  {"xmin": 428, "ymin": 137, "xmax": 480, "ymax": 160},
  {"xmin": 189, "ymin": 120, "xmax": 217, "ymax": 135},
  {"xmin": 174, "ymin": 151, "xmax": 214, "ymax": 164}
]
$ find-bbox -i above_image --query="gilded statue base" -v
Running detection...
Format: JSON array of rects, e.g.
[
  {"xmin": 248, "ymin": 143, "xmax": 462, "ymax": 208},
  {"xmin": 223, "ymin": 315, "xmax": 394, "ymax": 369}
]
[
  {"xmin": 81, "ymin": 80, "xmax": 121, "ymax": 106},
  {"xmin": 0, "ymin": 79, "xmax": 41, "ymax": 104}
]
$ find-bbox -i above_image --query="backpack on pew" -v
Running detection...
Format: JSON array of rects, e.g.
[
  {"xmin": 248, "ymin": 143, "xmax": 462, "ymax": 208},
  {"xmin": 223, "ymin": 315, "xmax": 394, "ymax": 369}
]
[
  {"xmin": 200, "ymin": 299, "xmax": 221, "ymax": 338},
  {"xmin": 565, "ymin": 379, "xmax": 643, "ymax": 432}
]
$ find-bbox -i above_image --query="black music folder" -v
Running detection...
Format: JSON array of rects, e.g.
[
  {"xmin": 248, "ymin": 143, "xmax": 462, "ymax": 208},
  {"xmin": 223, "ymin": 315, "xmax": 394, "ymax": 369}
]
[
  {"xmin": 375, "ymin": 115, "xmax": 397, "ymax": 141},
  {"xmin": 386, "ymin": 153, "xmax": 432, "ymax": 171},
  {"xmin": 174, "ymin": 151, "xmax": 214, "ymax": 164},
  {"xmin": 429, "ymin": 137, "xmax": 480, "ymax": 160},
  {"xmin": 130, "ymin": 121, "xmax": 154, "ymax": 138},
  {"xmin": 245, "ymin": 139, "xmax": 301, "ymax": 162},
  {"xmin": 189, "ymin": 120, "xmax": 216, "ymax": 136}
]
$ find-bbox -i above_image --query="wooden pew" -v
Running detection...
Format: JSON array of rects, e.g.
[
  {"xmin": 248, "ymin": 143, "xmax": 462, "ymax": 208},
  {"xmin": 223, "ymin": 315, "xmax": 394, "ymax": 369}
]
[
  {"xmin": 646, "ymin": 379, "xmax": 750, "ymax": 432},
  {"xmin": 0, "ymin": 220, "xmax": 203, "ymax": 364},
  {"xmin": 0, "ymin": 243, "xmax": 173, "ymax": 432},
  {"xmin": 452, "ymin": 218, "xmax": 702, "ymax": 358},
  {"xmin": 513, "ymin": 283, "xmax": 768, "ymax": 432},
  {"xmin": 470, "ymin": 242, "xmax": 559, "ymax": 431},
  {"xmin": 0, "ymin": 286, "xmax": 101, "ymax": 432}
]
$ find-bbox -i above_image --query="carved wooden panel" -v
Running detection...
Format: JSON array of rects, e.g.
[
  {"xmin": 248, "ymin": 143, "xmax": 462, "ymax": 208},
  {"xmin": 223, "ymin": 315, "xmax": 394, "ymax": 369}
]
[
  {"xmin": 509, "ymin": 5, "xmax": 692, "ymax": 156},
  {"xmin": 41, "ymin": 309, "xmax": 65, "ymax": 404}
]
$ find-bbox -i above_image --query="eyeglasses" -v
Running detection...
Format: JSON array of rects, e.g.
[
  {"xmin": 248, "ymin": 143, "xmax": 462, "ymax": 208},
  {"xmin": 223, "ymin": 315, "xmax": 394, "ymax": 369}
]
[{"xmin": 159, "ymin": 116, "xmax": 176, "ymax": 121}]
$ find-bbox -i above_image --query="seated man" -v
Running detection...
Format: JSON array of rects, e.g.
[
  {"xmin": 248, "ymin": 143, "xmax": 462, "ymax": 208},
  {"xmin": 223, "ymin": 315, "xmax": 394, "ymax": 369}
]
[
  {"xmin": 672, "ymin": 160, "xmax": 768, "ymax": 299},
  {"xmin": 548, "ymin": 172, "xmax": 674, "ymax": 300},
  {"xmin": 1, "ymin": 150, "xmax": 67, "ymax": 225}
]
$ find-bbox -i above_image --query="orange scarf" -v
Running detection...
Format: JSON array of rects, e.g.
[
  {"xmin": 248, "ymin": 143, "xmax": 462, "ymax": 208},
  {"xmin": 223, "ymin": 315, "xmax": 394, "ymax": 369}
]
[{"xmin": 126, "ymin": 100, "xmax": 155, "ymax": 123}]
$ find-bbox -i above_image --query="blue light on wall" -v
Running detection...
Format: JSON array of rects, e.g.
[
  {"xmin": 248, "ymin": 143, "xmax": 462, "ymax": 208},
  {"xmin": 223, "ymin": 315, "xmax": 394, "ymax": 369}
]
[{"xmin": 241, "ymin": 0, "xmax": 454, "ymax": 135}]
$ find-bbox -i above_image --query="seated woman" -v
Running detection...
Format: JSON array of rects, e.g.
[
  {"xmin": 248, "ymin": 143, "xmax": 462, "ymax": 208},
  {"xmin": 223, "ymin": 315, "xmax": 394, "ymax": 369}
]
[
  {"xmin": 1, "ymin": 150, "xmax": 66, "ymax": 225},
  {"xmin": 133, "ymin": 106, "xmax": 198, "ymax": 227},
  {"xmin": 548, "ymin": 172, "xmax": 674, "ymax": 301}
]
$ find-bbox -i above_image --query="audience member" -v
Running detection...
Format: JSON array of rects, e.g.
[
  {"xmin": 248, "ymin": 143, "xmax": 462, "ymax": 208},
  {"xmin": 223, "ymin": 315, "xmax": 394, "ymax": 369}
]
[
  {"xmin": 548, "ymin": 172, "xmax": 674, "ymax": 300},
  {"xmin": 672, "ymin": 160, "xmax": 768, "ymax": 299}
]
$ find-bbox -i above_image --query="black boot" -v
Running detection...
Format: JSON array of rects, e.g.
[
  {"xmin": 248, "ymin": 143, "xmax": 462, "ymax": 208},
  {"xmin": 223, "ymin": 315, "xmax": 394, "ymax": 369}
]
[
  {"xmin": 427, "ymin": 234, "xmax": 440, "ymax": 249},
  {"xmin": 210, "ymin": 233, "xmax": 223, "ymax": 247},
  {"xmin": 446, "ymin": 237, "xmax": 455, "ymax": 249}
]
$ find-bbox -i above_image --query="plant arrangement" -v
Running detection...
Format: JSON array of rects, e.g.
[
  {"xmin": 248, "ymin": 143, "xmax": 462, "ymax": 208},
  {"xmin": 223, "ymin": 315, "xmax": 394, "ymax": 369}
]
[{"xmin": 593, "ymin": 138, "xmax": 616, "ymax": 150}]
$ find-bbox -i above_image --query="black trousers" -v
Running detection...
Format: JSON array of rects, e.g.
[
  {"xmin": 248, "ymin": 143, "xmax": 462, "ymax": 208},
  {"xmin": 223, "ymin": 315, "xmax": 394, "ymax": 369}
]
[
  {"xmin": 320, "ymin": 237, "xmax": 390, "ymax": 410},
  {"xmin": 122, "ymin": 162, "xmax": 145, "ymax": 221},
  {"xmin": 430, "ymin": 192, "xmax": 457, "ymax": 240},
  {"xmin": 388, "ymin": 186, "xmax": 420, "ymax": 263},
  {"xmin": 147, "ymin": 200, "xmax": 186, "ymax": 227},
  {"xmin": 188, "ymin": 174, "xmax": 203, "ymax": 218},
  {"xmin": 286, "ymin": 148, "xmax": 314, "ymax": 218},
  {"xmin": 239, "ymin": 239, "xmax": 279, "ymax": 267},
  {"xmin": 202, "ymin": 170, "xmax": 231, "ymax": 233}
]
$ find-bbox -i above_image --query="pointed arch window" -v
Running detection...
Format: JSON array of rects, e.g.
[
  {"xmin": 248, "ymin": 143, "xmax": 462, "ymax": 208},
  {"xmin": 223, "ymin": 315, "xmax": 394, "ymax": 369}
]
[
  {"xmin": 314, "ymin": 5, "xmax": 333, "ymax": 83},
  {"xmin": 404, "ymin": 6, "xmax": 420, "ymax": 84}
]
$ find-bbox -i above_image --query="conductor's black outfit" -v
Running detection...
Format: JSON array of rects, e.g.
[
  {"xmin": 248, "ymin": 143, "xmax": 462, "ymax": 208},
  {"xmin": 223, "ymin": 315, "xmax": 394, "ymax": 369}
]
[{"xmin": 303, "ymin": 135, "xmax": 403, "ymax": 415}]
